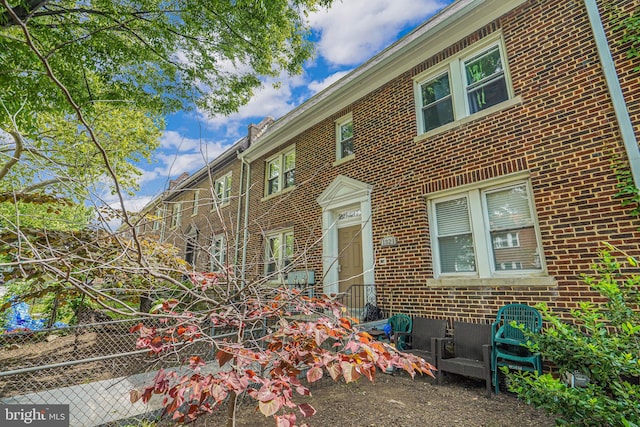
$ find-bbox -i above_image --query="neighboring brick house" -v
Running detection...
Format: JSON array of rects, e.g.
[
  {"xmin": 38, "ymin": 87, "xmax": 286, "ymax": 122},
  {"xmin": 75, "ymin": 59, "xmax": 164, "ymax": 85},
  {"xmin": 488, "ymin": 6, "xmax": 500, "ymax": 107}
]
[
  {"xmin": 137, "ymin": 138, "xmax": 246, "ymax": 273},
  {"xmin": 142, "ymin": 0, "xmax": 640, "ymax": 322}
]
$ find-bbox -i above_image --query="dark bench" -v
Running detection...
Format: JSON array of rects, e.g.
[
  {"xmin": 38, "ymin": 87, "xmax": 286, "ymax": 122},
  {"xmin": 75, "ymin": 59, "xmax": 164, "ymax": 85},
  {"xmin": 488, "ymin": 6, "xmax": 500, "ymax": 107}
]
[
  {"xmin": 436, "ymin": 321, "xmax": 492, "ymax": 397},
  {"xmin": 396, "ymin": 317, "xmax": 447, "ymax": 365}
]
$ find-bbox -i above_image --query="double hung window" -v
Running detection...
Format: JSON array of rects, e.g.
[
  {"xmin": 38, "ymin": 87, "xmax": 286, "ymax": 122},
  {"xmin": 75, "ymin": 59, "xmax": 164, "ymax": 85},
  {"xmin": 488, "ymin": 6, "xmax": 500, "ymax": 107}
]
[
  {"xmin": 265, "ymin": 231, "xmax": 294, "ymax": 280},
  {"xmin": 170, "ymin": 202, "xmax": 182, "ymax": 229},
  {"xmin": 417, "ymin": 38, "xmax": 511, "ymax": 134},
  {"xmin": 265, "ymin": 148, "xmax": 295, "ymax": 196},
  {"xmin": 336, "ymin": 115, "xmax": 354, "ymax": 160},
  {"xmin": 192, "ymin": 190, "xmax": 200, "ymax": 216},
  {"xmin": 214, "ymin": 173, "xmax": 232, "ymax": 207},
  {"xmin": 430, "ymin": 180, "xmax": 542, "ymax": 278}
]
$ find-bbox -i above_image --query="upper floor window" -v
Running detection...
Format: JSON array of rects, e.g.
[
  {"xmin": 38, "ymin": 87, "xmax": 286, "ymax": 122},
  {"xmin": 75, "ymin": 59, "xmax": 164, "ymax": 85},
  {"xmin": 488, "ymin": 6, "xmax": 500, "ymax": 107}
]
[
  {"xmin": 192, "ymin": 190, "xmax": 200, "ymax": 216},
  {"xmin": 170, "ymin": 202, "xmax": 182, "ymax": 229},
  {"xmin": 336, "ymin": 115, "xmax": 354, "ymax": 161},
  {"xmin": 428, "ymin": 179, "xmax": 543, "ymax": 278},
  {"xmin": 214, "ymin": 173, "xmax": 232, "ymax": 207},
  {"xmin": 416, "ymin": 38, "xmax": 512, "ymax": 134},
  {"xmin": 265, "ymin": 230, "xmax": 294, "ymax": 281},
  {"xmin": 265, "ymin": 148, "xmax": 295, "ymax": 196}
]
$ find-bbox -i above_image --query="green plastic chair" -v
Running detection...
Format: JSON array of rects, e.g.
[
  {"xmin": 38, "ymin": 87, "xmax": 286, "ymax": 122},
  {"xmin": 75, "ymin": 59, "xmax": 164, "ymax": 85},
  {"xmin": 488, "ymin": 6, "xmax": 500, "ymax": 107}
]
[
  {"xmin": 491, "ymin": 304, "xmax": 543, "ymax": 393},
  {"xmin": 387, "ymin": 314, "xmax": 412, "ymax": 351}
]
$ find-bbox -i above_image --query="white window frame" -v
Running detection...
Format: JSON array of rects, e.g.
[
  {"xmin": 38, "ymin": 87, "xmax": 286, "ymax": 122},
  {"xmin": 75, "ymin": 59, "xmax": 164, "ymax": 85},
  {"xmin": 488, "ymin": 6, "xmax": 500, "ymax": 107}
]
[
  {"xmin": 265, "ymin": 147, "xmax": 296, "ymax": 197},
  {"xmin": 210, "ymin": 234, "xmax": 226, "ymax": 272},
  {"xmin": 427, "ymin": 176, "xmax": 544, "ymax": 279},
  {"xmin": 414, "ymin": 34, "xmax": 513, "ymax": 135},
  {"xmin": 192, "ymin": 189, "xmax": 200, "ymax": 216},
  {"xmin": 264, "ymin": 230, "xmax": 294, "ymax": 282},
  {"xmin": 335, "ymin": 114, "xmax": 354, "ymax": 162},
  {"xmin": 213, "ymin": 172, "xmax": 232, "ymax": 209},
  {"xmin": 170, "ymin": 202, "xmax": 182, "ymax": 229}
]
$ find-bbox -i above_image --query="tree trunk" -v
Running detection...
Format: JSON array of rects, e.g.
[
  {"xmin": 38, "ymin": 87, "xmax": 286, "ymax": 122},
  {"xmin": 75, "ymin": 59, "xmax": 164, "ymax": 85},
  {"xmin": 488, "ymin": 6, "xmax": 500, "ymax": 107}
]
[{"xmin": 225, "ymin": 390, "xmax": 237, "ymax": 427}]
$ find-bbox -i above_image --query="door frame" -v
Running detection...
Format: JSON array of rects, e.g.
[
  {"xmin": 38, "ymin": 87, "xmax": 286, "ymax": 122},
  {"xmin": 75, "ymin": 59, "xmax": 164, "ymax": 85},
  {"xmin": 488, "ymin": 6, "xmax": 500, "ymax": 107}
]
[{"xmin": 317, "ymin": 175, "xmax": 374, "ymax": 297}]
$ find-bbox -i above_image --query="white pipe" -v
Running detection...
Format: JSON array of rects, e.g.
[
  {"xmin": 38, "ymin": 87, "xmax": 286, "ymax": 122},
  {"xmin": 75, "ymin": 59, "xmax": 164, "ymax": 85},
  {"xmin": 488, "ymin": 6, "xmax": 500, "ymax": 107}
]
[
  {"xmin": 584, "ymin": 0, "xmax": 640, "ymax": 189},
  {"xmin": 240, "ymin": 156, "xmax": 251, "ymax": 285},
  {"xmin": 234, "ymin": 150, "xmax": 244, "ymax": 272}
]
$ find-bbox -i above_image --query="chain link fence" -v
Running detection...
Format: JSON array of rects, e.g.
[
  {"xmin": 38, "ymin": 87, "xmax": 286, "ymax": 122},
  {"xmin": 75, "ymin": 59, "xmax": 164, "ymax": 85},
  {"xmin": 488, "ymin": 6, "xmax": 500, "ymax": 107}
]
[{"xmin": 0, "ymin": 317, "xmax": 223, "ymax": 427}]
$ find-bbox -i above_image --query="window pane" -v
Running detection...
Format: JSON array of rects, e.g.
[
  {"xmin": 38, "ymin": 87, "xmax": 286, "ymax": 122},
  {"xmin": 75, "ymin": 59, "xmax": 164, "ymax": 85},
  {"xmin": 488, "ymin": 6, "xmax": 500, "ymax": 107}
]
[
  {"xmin": 284, "ymin": 233, "xmax": 294, "ymax": 259},
  {"xmin": 423, "ymin": 99, "xmax": 454, "ymax": 131},
  {"xmin": 435, "ymin": 198, "xmax": 471, "ymax": 236},
  {"xmin": 268, "ymin": 177, "xmax": 279, "ymax": 194},
  {"xmin": 421, "ymin": 73, "xmax": 451, "ymax": 106},
  {"xmin": 341, "ymin": 137, "xmax": 354, "ymax": 158},
  {"xmin": 486, "ymin": 185, "xmax": 533, "ymax": 230},
  {"xmin": 465, "ymin": 47, "xmax": 503, "ymax": 86},
  {"xmin": 439, "ymin": 234, "xmax": 476, "ymax": 273},
  {"xmin": 268, "ymin": 160, "xmax": 280, "ymax": 179},
  {"xmin": 435, "ymin": 197, "xmax": 476, "ymax": 273},
  {"xmin": 467, "ymin": 77, "xmax": 508, "ymax": 113},
  {"xmin": 284, "ymin": 170, "xmax": 295, "ymax": 188},
  {"xmin": 284, "ymin": 152, "xmax": 295, "ymax": 171},
  {"xmin": 486, "ymin": 185, "xmax": 541, "ymax": 271},
  {"xmin": 340, "ymin": 122, "xmax": 353, "ymax": 141},
  {"xmin": 216, "ymin": 181, "xmax": 223, "ymax": 200},
  {"xmin": 465, "ymin": 46, "xmax": 507, "ymax": 113}
]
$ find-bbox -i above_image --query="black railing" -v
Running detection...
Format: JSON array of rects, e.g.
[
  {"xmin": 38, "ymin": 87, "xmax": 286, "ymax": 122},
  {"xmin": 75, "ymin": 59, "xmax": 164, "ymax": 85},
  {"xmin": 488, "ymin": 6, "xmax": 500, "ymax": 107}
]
[{"xmin": 335, "ymin": 284, "xmax": 385, "ymax": 322}]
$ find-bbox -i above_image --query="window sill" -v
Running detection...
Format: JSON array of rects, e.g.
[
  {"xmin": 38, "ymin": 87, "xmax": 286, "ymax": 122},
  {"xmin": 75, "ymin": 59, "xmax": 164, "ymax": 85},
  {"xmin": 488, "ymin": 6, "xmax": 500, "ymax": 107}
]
[
  {"xmin": 414, "ymin": 96, "xmax": 522, "ymax": 143},
  {"xmin": 426, "ymin": 275, "xmax": 556, "ymax": 288},
  {"xmin": 261, "ymin": 185, "xmax": 296, "ymax": 202},
  {"xmin": 333, "ymin": 154, "xmax": 355, "ymax": 167}
]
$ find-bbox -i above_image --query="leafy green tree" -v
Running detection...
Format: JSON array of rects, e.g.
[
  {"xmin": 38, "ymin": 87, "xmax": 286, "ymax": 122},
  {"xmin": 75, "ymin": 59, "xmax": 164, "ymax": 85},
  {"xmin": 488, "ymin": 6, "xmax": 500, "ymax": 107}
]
[
  {"xmin": 507, "ymin": 245, "xmax": 640, "ymax": 427},
  {"xmin": 1, "ymin": 0, "xmax": 333, "ymax": 226}
]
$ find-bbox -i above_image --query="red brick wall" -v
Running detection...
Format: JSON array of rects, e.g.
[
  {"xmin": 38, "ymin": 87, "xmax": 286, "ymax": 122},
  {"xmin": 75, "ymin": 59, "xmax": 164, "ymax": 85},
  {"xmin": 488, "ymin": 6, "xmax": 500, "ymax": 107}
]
[
  {"xmin": 143, "ymin": 0, "xmax": 639, "ymax": 323},
  {"xmin": 241, "ymin": 0, "xmax": 640, "ymax": 322}
]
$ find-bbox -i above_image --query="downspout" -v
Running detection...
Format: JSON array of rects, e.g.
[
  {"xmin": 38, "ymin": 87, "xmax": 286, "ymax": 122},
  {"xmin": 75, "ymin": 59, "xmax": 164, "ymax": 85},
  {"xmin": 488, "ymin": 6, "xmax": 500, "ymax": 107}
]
[
  {"xmin": 240, "ymin": 156, "xmax": 251, "ymax": 285},
  {"xmin": 234, "ymin": 150, "xmax": 245, "ymax": 278},
  {"xmin": 584, "ymin": 0, "xmax": 640, "ymax": 189}
]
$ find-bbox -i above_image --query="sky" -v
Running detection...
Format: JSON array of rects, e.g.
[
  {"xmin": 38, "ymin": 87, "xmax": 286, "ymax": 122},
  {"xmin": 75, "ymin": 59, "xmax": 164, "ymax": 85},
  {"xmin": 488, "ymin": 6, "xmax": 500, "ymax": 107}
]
[{"xmin": 114, "ymin": 0, "xmax": 453, "ymax": 212}]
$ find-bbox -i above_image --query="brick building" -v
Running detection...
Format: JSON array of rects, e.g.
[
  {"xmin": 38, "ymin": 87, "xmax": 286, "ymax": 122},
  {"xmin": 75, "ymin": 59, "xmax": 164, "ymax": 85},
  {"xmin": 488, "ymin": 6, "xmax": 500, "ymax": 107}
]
[{"xmin": 139, "ymin": 0, "xmax": 640, "ymax": 322}]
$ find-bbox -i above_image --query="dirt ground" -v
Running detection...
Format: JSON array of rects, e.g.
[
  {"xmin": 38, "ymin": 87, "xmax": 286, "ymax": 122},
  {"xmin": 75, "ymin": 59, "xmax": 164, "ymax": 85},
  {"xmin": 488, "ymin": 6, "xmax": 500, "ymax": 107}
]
[{"xmin": 164, "ymin": 371, "xmax": 556, "ymax": 427}]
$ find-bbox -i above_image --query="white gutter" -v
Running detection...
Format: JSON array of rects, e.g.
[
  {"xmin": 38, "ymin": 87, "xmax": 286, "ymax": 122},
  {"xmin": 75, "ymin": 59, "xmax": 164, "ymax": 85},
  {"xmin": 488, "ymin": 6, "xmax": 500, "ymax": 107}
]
[{"xmin": 584, "ymin": 0, "xmax": 640, "ymax": 189}]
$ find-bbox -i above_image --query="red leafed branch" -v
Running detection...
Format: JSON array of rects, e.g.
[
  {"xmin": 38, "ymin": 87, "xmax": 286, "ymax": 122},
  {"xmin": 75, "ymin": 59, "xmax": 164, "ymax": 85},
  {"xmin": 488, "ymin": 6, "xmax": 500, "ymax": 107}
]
[{"xmin": 130, "ymin": 280, "xmax": 434, "ymax": 426}]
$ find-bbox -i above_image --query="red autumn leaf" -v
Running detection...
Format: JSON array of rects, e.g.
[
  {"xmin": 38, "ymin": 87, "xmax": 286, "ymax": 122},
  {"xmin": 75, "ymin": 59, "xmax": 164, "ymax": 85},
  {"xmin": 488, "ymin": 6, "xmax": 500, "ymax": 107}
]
[
  {"xmin": 216, "ymin": 350, "xmax": 234, "ymax": 367},
  {"xmin": 298, "ymin": 403, "xmax": 316, "ymax": 418},
  {"xmin": 306, "ymin": 366, "xmax": 323, "ymax": 383},
  {"xmin": 276, "ymin": 413, "xmax": 296, "ymax": 427},
  {"xmin": 341, "ymin": 362, "xmax": 360, "ymax": 383},
  {"xmin": 327, "ymin": 363, "xmax": 341, "ymax": 381},
  {"xmin": 256, "ymin": 386, "xmax": 277, "ymax": 402},
  {"xmin": 129, "ymin": 323, "xmax": 143, "ymax": 333},
  {"xmin": 259, "ymin": 398, "xmax": 281, "ymax": 417}
]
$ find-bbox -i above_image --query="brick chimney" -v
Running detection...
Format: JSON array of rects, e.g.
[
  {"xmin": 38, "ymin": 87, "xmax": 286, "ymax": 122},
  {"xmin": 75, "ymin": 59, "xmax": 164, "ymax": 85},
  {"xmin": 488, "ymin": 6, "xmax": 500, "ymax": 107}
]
[{"xmin": 168, "ymin": 171, "xmax": 189, "ymax": 190}]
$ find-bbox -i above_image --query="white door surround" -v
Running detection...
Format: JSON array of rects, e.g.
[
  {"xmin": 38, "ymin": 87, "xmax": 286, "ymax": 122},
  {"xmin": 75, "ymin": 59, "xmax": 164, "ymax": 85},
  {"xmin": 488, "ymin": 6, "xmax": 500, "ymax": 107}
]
[{"xmin": 317, "ymin": 175, "xmax": 374, "ymax": 297}]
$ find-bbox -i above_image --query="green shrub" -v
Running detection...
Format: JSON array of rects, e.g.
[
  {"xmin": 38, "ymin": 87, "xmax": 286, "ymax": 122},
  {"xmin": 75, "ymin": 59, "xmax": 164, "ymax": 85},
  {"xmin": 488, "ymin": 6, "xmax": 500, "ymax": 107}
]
[{"xmin": 507, "ymin": 246, "xmax": 640, "ymax": 427}]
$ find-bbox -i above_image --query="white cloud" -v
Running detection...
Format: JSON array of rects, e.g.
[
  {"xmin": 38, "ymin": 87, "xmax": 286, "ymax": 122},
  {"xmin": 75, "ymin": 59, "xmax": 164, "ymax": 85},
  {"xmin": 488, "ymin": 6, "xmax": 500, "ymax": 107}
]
[
  {"xmin": 200, "ymin": 75, "xmax": 303, "ymax": 132},
  {"xmin": 308, "ymin": 0, "xmax": 446, "ymax": 66},
  {"xmin": 308, "ymin": 70, "xmax": 352, "ymax": 95}
]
